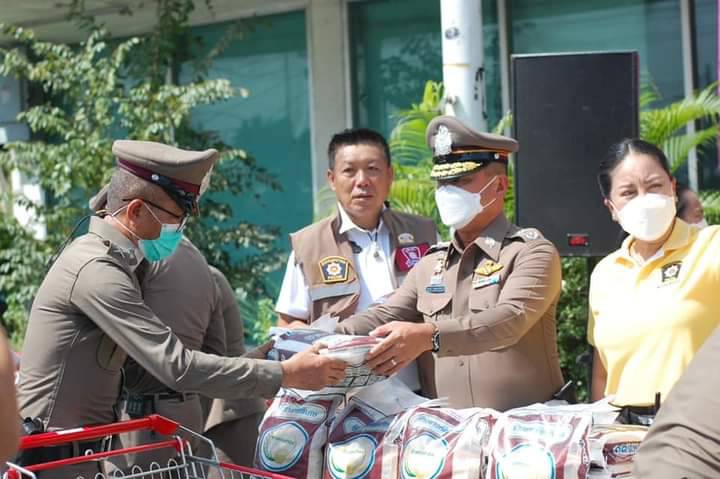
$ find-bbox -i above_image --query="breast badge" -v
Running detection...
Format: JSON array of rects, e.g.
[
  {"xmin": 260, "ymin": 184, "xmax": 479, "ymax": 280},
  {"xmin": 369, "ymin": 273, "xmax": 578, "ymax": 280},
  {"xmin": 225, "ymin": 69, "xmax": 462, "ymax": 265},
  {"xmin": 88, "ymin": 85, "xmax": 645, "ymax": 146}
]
[
  {"xmin": 474, "ymin": 260, "xmax": 503, "ymax": 277},
  {"xmin": 660, "ymin": 261, "xmax": 682, "ymax": 285},
  {"xmin": 395, "ymin": 243, "xmax": 430, "ymax": 272},
  {"xmin": 319, "ymin": 256, "xmax": 350, "ymax": 284}
]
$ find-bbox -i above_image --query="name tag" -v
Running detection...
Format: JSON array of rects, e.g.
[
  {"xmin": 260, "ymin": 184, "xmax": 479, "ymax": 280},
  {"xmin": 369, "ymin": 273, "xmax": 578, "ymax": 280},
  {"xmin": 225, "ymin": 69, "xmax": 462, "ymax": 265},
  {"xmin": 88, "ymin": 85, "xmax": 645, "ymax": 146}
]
[{"xmin": 472, "ymin": 274, "xmax": 500, "ymax": 289}]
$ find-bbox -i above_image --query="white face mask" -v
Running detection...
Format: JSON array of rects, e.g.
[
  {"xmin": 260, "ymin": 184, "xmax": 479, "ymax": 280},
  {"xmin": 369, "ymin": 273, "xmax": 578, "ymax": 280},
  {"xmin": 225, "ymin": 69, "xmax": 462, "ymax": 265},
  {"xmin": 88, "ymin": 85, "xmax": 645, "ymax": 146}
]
[
  {"xmin": 613, "ymin": 193, "xmax": 676, "ymax": 241},
  {"xmin": 692, "ymin": 218, "xmax": 709, "ymax": 230},
  {"xmin": 434, "ymin": 176, "xmax": 498, "ymax": 230}
]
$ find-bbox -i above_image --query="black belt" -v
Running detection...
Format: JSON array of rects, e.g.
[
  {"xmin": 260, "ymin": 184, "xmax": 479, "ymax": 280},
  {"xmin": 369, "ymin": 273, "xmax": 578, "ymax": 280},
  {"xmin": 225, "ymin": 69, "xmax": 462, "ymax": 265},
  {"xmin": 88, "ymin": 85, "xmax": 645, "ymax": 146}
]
[
  {"xmin": 125, "ymin": 390, "xmax": 197, "ymax": 418},
  {"xmin": 618, "ymin": 405, "xmax": 658, "ymax": 426}
]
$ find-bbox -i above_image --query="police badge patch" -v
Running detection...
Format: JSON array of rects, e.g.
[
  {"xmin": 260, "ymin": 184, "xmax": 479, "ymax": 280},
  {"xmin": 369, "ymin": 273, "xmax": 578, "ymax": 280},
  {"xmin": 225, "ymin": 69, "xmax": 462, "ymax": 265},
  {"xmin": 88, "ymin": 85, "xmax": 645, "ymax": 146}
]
[
  {"xmin": 395, "ymin": 243, "xmax": 430, "ymax": 272},
  {"xmin": 319, "ymin": 256, "xmax": 350, "ymax": 284},
  {"xmin": 660, "ymin": 261, "xmax": 682, "ymax": 285}
]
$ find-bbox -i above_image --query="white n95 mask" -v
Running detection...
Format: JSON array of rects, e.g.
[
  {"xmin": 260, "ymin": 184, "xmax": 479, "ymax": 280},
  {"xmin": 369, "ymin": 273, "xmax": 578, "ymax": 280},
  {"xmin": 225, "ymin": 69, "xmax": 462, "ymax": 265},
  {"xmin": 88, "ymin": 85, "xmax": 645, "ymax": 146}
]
[
  {"xmin": 434, "ymin": 176, "xmax": 498, "ymax": 230},
  {"xmin": 615, "ymin": 193, "xmax": 676, "ymax": 241}
]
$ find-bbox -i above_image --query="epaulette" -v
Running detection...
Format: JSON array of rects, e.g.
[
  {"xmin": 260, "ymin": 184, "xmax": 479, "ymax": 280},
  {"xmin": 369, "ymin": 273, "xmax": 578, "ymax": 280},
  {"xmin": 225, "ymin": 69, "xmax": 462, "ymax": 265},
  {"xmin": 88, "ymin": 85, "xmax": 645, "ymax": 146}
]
[
  {"xmin": 427, "ymin": 241, "xmax": 451, "ymax": 254},
  {"xmin": 513, "ymin": 228, "xmax": 543, "ymax": 242}
]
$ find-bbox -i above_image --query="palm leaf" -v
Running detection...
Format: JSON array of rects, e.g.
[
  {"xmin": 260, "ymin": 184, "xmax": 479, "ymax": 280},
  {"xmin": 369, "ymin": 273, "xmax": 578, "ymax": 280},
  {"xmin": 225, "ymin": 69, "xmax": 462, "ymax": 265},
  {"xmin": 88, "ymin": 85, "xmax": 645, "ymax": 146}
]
[
  {"xmin": 661, "ymin": 125, "xmax": 719, "ymax": 172},
  {"xmin": 640, "ymin": 82, "xmax": 720, "ymax": 147}
]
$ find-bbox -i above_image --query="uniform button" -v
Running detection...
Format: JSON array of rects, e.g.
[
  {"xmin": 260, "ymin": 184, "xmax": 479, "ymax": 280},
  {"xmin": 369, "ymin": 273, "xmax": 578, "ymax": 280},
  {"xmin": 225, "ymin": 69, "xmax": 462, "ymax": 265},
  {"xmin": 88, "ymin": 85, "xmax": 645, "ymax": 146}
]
[
  {"xmin": 459, "ymin": 360, "xmax": 465, "ymax": 367},
  {"xmin": 103, "ymin": 240, "xmax": 110, "ymax": 246}
]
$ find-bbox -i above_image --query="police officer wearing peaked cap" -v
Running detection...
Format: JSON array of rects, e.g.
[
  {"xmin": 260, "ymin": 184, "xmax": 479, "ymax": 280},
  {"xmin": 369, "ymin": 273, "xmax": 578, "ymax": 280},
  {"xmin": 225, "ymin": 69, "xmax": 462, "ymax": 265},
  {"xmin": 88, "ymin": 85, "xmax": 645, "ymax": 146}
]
[
  {"xmin": 16, "ymin": 140, "xmax": 346, "ymax": 478},
  {"xmin": 337, "ymin": 115, "xmax": 565, "ymax": 410}
]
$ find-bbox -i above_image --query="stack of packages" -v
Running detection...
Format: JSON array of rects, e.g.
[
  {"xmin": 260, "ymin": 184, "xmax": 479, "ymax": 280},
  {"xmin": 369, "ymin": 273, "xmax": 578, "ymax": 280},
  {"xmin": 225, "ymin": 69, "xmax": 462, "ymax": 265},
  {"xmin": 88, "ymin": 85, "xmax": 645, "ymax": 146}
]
[
  {"xmin": 254, "ymin": 324, "xmax": 648, "ymax": 479},
  {"xmin": 586, "ymin": 425, "xmax": 647, "ymax": 478}
]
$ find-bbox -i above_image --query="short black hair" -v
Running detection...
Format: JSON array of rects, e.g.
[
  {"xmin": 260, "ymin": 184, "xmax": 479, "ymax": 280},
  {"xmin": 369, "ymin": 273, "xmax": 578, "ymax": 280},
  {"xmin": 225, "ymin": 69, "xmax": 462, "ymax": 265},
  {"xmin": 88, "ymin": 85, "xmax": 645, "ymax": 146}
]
[
  {"xmin": 327, "ymin": 128, "xmax": 391, "ymax": 169},
  {"xmin": 676, "ymin": 182, "xmax": 693, "ymax": 219},
  {"xmin": 597, "ymin": 138, "xmax": 672, "ymax": 199}
]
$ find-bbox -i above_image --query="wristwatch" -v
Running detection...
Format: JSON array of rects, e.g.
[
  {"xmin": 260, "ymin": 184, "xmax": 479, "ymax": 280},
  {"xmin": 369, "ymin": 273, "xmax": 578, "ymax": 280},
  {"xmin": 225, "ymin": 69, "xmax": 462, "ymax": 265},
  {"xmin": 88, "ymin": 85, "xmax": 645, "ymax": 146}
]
[{"xmin": 431, "ymin": 327, "xmax": 440, "ymax": 353}]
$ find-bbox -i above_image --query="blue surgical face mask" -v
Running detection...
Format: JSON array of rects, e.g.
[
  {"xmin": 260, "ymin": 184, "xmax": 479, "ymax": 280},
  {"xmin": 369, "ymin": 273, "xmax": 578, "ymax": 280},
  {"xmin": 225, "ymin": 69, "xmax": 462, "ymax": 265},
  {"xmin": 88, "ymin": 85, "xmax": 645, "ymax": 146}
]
[
  {"xmin": 138, "ymin": 204, "xmax": 184, "ymax": 262},
  {"xmin": 138, "ymin": 224, "xmax": 183, "ymax": 262}
]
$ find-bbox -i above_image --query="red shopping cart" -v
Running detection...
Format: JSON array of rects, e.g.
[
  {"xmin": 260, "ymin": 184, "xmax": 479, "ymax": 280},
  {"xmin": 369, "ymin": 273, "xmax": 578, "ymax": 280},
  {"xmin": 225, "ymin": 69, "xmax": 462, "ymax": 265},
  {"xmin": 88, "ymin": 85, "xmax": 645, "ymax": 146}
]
[{"xmin": 4, "ymin": 415, "xmax": 293, "ymax": 479}]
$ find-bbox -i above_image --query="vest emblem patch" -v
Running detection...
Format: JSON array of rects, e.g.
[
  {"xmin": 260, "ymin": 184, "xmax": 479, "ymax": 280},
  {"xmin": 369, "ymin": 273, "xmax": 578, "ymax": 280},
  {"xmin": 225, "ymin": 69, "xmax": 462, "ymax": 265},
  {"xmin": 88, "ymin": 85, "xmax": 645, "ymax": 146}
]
[
  {"xmin": 319, "ymin": 256, "xmax": 350, "ymax": 284},
  {"xmin": 398, "ymin": 232, "xmax": 415, "ymax": 245},
  {"xmin": 395, "ymin": 243, "xmax": 430, "ymax": 272},
  {"xmin": 660, "ymin": 261, "xmax": 682, "ymax": 284}
]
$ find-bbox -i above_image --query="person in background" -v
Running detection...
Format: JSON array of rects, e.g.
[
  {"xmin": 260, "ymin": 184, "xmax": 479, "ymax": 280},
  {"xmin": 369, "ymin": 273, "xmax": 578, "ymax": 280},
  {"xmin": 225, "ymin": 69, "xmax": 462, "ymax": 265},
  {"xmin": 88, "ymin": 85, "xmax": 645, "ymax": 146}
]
[
  {"xmin": 633, "ymin": 325, "xmax": 720, "ymax": 477},
  {"xmin": 676, "ymin": 182, "xmax": 707, "ymax": 228},
  {"xmin": 336, "ymin": 115, "xmax": 565, "ymax": 411},
  {"xmin": 275, "ymin": 127, "xmax": 438, "ymax": 396},
  {"xmin": 202, "ymin": 266, "xmax": 266, "ymax": 467},
  {"xmin": 589, "ymin": 138, "xmax": 720, "ymax": 425},
  {"xmin": 0, "ymin": 329, "xmax": 19, "ymax": 462}
]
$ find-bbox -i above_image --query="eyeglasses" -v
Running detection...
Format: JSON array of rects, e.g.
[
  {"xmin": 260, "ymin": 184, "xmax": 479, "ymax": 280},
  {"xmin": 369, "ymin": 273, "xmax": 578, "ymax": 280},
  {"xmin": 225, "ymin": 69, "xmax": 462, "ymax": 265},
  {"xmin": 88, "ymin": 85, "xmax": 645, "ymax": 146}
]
[{"xmin": 122, "ymin": 198, "xmax": 189, "ymax": 232}]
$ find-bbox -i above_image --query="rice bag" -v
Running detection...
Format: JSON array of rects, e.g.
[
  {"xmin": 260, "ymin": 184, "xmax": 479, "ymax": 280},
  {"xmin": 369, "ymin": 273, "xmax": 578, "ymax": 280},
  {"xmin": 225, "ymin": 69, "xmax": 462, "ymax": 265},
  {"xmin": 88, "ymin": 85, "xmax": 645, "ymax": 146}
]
[
  {"xmin": 588, "ymin": 424, "xmax": 647, "ymax": 475},
  {"xmin": 396, "ymin": 406, "xmax": 497, "ymax": 479},
  {"xmin": 267, "ymin": 328, "xmax": 387, "ymax": 388},
  {"xmin": 323, "ymin": 378, "xmax": 429, "ymax": 479},
  {"xmin": 255, "ymin": 388, "xmax": 344, "ymax": 479},
  {"xmin": 487, "ymin": 406, "xmax": 592, "ymax": 479}
]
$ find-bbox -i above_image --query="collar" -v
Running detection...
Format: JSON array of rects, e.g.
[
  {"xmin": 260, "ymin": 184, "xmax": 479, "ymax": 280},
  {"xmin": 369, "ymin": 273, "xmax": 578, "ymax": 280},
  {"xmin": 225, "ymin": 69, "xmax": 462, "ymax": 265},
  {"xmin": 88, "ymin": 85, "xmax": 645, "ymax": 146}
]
[
  {"xmin": 450, "ymin": 214, "xmax": 510, "ymax": 261},
  {"xmin": 336, "ymin": 202, "xmax": 387, "ymax": 235},
  {"xmin": 88, "ymin": 216, "xmax": 144, "ymax": 270},
  {"xmin": 616, "ymin": 218, "xmax": 692, "ymax": 266}
]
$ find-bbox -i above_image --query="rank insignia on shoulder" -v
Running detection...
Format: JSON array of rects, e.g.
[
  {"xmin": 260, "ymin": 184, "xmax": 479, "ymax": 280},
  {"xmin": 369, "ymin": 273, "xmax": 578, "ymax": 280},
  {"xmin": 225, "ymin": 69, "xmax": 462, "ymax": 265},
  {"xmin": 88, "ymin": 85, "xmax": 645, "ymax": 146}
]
[
  {"xmin": 474, "ymin": 259, "xmax": 503, "ymax": 277},
  {"xmin": 660, "ymin": 261, "xmax": 682, "ymax": 284},
  {"xmin": 319, "ymin": 256, "xmax": 350, "ymax": 284},
  {"xmin": 472, "ymin": 274, "xmax": 500, "ymax": 289},
  {"xmin": 398, "ymin": 232, "xmax": 415, "ymax": 245},
  {"xmin": 428, "ymin": 241, "xmax": 451, "ymax": 254},
  {"xmin": 517, "ymin": 228, "xmax": 541, "ymax": 241},
  {"xmin": 395, "ymin": 243, "xmax": 430, "ymax": 272}
]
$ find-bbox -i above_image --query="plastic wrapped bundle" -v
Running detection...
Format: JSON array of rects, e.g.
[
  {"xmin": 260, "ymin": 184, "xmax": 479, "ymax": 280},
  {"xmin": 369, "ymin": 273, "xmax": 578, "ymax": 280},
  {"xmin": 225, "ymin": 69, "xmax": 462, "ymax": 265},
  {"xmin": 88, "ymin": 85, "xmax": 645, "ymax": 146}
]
[
  {"xmin": 487, "ymin": 406, "xmax": 592, "ymax": 479},
  {"xmin": 587, "ymin": 424, "xmax": 647, "ymax": 478},
  {"xmin": 393, "ymin": 406, "xmax": 497, "ymax": 479},
  {"xmin": 268, "ymin": 328, "xmax": 388, "ymax": 388},
  {"xmin": 255, "ymin": 388, "xmax": 344, "ymax": 479},
  {"xmin": 323, "ymin": 379, "xmax": 429, "ymax": 479}
]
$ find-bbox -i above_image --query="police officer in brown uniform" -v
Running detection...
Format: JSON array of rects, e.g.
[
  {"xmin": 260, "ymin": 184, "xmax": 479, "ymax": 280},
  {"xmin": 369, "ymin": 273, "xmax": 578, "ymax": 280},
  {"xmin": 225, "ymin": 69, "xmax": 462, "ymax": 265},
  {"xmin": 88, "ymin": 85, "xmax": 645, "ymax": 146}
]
[
  {"xmin": 337, "ymin": 116, "xmax": 564, "ymax": 410},
  {"xmin": 633, "ymin": 326, "xmax": 720, "ymax": 478},
  {"xmin": 275, "ymin": 127, "xmax": 438, "ymax": 395},
  {"xmin": 16, "ymin": 140, "xmax": 346, "ymax": 478},
  {"xmin": 202, "ymin": 266, "xmax": 267, "ymax": 467}
]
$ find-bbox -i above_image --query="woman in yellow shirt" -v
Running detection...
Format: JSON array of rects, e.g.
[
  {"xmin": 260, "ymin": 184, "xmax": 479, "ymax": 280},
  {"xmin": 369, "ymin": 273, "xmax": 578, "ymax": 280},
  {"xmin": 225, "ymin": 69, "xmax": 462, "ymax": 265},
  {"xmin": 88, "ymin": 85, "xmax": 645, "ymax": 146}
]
[{"xmin": 588, "ymin": 138, "xmax": 720, "ymax": 423}]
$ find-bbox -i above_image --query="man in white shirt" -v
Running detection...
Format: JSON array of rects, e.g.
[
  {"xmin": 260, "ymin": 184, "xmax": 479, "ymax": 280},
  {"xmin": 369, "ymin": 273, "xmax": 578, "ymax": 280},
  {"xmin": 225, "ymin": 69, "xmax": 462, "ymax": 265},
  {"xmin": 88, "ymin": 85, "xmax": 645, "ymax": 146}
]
[{"xmin": 275, "ymin": 128, "xmax": 439, "ymax": 395}]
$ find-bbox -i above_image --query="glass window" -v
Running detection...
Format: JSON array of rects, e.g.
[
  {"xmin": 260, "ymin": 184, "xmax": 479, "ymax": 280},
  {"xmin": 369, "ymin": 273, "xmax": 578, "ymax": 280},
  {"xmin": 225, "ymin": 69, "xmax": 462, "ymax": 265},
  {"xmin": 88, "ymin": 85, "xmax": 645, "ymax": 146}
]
[
  {"xmin": 510, "ymin": 0, "xmax": 684, "ymax": 105},
  {"xmin": 181, "ymin": 10, "xmax": 312, "ymax": 257},
  {"xmin": 349, "ymin": 0, "xmax": 442, "ymax": 137}
]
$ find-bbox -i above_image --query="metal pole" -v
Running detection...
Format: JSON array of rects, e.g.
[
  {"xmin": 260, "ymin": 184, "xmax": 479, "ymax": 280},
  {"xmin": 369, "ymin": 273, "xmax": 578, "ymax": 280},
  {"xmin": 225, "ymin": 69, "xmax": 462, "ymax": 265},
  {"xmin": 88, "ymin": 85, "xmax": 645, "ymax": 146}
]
[
  {"xmin": 440, "ymin": 0, "xmax": 487, "ymax": 131},
  {"xmin": 497, "ymin": 0, "xmax": 510, "ymax": 130},
  {"xmin": 680, "ymin": 0, "xmax": 699, "ymax": 190}
]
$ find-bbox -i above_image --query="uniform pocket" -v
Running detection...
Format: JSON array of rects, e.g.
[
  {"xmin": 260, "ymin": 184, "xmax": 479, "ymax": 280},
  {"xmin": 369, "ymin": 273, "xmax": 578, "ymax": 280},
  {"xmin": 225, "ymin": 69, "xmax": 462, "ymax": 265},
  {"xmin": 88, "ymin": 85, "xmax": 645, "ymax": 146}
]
[
  {"xmin": 96, "ymin": 334, "xmax": 127, "ymax": 372},
  {"xmin": 417, "ymin": 292, "xmax": 452, "ymax": 317}
]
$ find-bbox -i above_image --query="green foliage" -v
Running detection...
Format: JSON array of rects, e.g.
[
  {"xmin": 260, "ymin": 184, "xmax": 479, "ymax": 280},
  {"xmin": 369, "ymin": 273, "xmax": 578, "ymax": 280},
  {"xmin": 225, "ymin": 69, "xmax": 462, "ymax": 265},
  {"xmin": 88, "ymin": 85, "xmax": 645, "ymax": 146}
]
[
  {"xmin": 0, "ymin": 12, "xmax": 282, "ymax": 343},
  {"xmin": 237, "ymin": 287, "xmax": 278, "ymax": 346},
  {"xmin": 640, "ymin": 82, "xmax": 720, "ymax": 172},
  {"xmin": 700, "ymin": 190, "xmax": 720, "ymax": 225}
]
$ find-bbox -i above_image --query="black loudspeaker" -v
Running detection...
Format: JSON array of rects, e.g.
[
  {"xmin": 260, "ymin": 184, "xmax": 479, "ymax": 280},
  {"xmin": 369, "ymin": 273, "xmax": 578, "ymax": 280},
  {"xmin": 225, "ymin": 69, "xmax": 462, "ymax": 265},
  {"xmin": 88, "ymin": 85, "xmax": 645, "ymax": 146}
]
[{"xmin": 512, "ymin": 52, "xmax": 638, "ymax": 257}]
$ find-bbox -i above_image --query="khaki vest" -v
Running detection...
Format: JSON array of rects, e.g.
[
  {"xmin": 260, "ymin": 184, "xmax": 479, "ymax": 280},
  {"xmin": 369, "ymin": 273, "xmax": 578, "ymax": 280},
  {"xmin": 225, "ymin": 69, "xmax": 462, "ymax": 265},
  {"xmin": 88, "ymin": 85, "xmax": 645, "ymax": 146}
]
[
  {"xmin": 291, "ymin": 208, "xmax": 439, "ymax": 398},
  {"xmin": 290, "ymin": 208, "xmax": 437, "ymax": 322}
]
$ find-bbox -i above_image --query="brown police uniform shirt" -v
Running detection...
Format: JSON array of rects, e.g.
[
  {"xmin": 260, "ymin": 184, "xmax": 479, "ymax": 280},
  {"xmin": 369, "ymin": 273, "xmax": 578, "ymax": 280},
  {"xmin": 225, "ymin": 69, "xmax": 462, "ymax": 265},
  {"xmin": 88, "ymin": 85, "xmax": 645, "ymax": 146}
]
[
  {"xmin": 633, "ymin": 326, "xmax": 720, "ymax": 478},
  {"xmin": 16, "ymin": 217, "xmax": 282, "ymax": 430},
  {"xmin": 291, "ymin": 207, "xmax": 438, "ymax": 322},
  {"xmin": 123, "ymin": 238, "xmax": 226, "ymax": 394},
  {"xmin": 204, "ymin": 266, "xmax": 266, "ymax": 431},
  {"xmin": 337, "ymin": 214, "xmax": 564, "ymax": 410}
]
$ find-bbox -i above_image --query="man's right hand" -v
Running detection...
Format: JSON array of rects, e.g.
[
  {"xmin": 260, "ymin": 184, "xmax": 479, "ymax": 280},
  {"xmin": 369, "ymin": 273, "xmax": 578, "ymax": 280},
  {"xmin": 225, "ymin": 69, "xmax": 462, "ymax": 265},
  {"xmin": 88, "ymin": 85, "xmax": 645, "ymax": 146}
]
[{"xmin": 280, "ymin": 343, "xmax": 347, "ymax": 390}]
